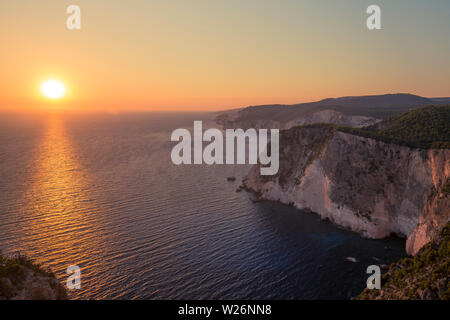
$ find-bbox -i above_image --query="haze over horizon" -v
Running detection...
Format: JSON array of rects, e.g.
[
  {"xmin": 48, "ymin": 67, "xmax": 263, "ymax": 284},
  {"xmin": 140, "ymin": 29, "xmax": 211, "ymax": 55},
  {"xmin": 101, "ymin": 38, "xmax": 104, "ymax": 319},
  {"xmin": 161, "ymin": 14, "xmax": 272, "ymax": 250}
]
[{"xmin": 1, "ymin": 0, "xmax": 450, "ymax": 112}]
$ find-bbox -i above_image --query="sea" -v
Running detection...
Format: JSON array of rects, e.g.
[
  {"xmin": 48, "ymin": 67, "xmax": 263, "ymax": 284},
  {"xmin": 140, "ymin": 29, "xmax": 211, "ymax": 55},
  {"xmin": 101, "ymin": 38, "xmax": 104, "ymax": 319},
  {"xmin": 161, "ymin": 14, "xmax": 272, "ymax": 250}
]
[{"xmin": 0, "ymin": 111, "xmax": 405, "ymax": 299}]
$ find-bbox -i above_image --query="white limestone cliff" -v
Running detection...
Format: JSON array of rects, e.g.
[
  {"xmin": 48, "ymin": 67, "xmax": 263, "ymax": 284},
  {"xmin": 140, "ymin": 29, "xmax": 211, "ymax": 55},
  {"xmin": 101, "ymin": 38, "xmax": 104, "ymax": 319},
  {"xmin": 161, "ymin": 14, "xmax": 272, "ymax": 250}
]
[{"xmin": 244, "ymin": 127, "xmax": 450, "ymax": 255}]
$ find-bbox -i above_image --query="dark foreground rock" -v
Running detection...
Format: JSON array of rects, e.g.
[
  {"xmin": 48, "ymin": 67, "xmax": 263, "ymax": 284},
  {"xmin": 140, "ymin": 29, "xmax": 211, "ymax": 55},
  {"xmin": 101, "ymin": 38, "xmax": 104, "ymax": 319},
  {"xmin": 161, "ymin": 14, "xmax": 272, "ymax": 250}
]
[{"xmin": 0, "ymin": 253, "xmax": 67, "ymax": 300}]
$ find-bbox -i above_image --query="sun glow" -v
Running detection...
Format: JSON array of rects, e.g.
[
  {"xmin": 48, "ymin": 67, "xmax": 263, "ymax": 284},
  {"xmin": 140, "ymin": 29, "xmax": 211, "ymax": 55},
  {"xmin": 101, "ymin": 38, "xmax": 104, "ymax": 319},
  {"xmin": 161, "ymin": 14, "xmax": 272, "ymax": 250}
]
[{"xmin": 41, "ymin": 80, "xmax": 66, "ymax": 99}]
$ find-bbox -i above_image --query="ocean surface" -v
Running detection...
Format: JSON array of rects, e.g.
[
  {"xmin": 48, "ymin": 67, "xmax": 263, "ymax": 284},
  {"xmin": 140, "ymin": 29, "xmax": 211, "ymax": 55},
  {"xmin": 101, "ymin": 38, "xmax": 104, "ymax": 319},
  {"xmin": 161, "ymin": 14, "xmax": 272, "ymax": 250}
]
[{"xmin": 0, "ymin": 112, "xmax": 405, "ymax": 299}]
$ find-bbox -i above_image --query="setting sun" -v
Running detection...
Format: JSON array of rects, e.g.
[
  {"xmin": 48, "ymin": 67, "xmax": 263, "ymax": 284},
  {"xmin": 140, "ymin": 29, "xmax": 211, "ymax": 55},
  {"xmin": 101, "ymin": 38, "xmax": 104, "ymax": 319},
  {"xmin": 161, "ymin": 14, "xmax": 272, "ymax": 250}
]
[{"xmin": 41, "ymin": 80, "xmax": 66, "ymax": 99}]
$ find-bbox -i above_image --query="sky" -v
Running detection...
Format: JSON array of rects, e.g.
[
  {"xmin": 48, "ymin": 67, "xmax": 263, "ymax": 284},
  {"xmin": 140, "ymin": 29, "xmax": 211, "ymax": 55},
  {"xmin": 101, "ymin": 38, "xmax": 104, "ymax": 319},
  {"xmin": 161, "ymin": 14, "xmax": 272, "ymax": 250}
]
[{"xmin": 1, "ymin": 0, "xmax": 450, "ymax": 112}]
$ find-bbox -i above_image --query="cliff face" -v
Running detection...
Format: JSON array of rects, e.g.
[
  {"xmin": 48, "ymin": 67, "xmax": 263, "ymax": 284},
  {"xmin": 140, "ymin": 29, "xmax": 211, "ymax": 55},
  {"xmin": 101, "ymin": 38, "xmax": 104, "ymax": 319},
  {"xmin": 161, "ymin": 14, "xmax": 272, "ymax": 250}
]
[{"xmin": 244, "ymin": 127, "xmax": 450, "ymax": 255}]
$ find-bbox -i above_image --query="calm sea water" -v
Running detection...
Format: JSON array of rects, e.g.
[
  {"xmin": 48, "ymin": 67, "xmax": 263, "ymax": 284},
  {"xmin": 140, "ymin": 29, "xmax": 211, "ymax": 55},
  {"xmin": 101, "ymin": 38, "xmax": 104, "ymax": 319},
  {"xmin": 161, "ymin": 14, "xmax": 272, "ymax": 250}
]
[{"xmin": 0, "ymin": 112, "xmax": 405, "ymax": 299}]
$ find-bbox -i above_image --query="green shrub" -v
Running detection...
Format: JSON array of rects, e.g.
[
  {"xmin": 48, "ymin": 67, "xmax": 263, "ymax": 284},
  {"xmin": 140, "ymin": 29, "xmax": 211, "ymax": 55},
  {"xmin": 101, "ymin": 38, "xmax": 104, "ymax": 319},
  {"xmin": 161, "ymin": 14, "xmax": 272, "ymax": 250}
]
[{"xmin": 339, "ymin": 106, "xmax": 450, "ymax": 149}]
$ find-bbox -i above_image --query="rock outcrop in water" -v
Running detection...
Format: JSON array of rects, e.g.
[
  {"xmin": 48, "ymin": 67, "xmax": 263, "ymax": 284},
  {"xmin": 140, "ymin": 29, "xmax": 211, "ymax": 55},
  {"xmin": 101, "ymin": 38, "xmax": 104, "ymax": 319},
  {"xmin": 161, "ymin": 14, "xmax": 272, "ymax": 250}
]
[{"xmin": 243, "ymin": 107, "xmax": 450, "ymax": 255}]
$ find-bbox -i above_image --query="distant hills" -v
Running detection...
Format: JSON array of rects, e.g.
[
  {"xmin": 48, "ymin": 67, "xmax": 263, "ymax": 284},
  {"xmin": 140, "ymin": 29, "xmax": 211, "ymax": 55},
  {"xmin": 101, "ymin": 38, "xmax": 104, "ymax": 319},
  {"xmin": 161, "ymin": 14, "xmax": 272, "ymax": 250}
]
[{"xmin": 216, "ymin": 94, "xmax": 450, "ymax": 130}]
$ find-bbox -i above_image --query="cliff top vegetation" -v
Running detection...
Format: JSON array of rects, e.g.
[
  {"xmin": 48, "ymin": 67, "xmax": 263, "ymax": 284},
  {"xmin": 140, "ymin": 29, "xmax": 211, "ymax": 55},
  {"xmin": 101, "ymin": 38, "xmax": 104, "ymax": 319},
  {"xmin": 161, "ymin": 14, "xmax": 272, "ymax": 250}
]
[{"xmin": 298, "ymin": 105, "xmax": 450, "ymax": 149}]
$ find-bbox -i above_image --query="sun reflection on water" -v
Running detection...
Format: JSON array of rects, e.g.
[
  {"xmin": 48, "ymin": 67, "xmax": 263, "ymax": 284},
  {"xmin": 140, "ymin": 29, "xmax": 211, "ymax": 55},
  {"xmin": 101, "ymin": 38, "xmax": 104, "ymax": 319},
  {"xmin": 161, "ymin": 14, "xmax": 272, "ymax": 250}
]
[{"xmin": 19, "ymin": 115, "xmax": 108, "ymax": 298}]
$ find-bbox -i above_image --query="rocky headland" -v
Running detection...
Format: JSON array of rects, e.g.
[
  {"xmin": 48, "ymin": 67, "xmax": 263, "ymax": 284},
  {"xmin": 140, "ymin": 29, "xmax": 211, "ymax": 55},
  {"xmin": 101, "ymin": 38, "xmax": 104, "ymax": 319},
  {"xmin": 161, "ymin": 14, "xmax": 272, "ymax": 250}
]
[{"xmin": 242, "ymin": 106, "xmax": 450, "ymax": 256}]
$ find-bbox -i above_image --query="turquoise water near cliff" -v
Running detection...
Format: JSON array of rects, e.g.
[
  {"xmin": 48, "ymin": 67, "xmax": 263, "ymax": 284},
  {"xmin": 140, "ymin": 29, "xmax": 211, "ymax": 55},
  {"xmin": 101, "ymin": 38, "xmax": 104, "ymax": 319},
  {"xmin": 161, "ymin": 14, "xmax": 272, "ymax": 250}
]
[{"xmin": 0, "ymin": 112, "xmax": 405, "ymax": 299}]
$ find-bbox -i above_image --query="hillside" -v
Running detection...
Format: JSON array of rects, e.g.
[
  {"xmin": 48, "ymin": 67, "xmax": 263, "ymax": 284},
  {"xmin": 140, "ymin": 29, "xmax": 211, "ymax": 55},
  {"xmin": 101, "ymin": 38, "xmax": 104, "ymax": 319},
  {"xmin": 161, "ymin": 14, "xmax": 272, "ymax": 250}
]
[
  {"xmin": 0, "ymin": 253, "xmax": 67, "ymax": 300},
  {"xmin": 358, "ymin": 222, "xmax": 450, "ymax": 300},
  {"xmin": 215, "ymin": 93, "xmax": 450, "ymax": 130},
  {"xmin": 335, "ymin": 105, "xmax": 450, "ymax": 149},
  {"xmin": 246, "ymin": 93, "xmax": 434, "ymax": 120}
]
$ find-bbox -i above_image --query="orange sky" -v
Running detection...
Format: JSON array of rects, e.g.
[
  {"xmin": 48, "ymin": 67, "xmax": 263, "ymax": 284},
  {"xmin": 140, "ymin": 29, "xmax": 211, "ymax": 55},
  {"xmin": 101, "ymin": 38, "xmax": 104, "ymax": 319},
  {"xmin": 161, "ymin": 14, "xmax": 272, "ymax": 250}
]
[{"xmin": 1, "ymin": 1, "xmax": 449, "ymax": 112}]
